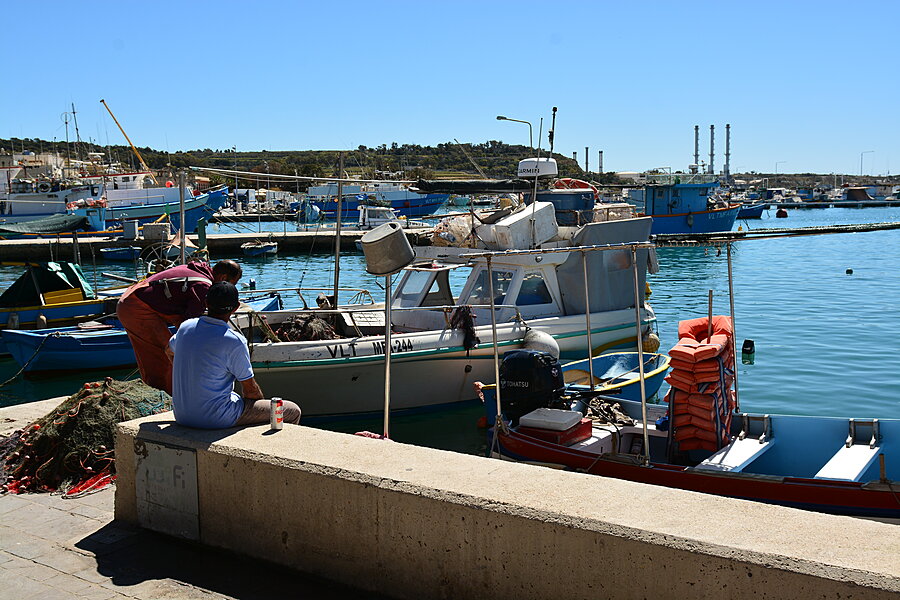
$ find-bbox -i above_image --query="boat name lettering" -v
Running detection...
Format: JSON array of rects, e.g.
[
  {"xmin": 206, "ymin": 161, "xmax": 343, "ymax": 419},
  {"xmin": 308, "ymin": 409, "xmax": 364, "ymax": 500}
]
[
  {"xmin": 326, "ymin": 341, "xmax": 359, "ymax": 359},
  {"xmin": 371, "ymin": 339, "xmax": 414, "ymax": 354}
]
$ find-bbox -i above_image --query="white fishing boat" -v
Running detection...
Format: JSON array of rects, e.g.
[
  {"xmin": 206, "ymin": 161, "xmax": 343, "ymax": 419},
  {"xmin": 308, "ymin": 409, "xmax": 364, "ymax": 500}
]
[{"xmin": 243, "ymin": 217, "xmax": 658, "ymax": 417}]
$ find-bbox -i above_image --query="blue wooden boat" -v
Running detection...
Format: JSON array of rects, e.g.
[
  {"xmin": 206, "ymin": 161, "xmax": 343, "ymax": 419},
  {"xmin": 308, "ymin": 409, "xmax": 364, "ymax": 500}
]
[
  {"xmin": 0, "ymin": 262, "xmax": 116, "ymax": 335},
  {"xmin": 737, "ymin": 202, "xmax": 767, "ymax": 219},
  {"xmin": 0, "ymin": 292, "xmax": 282, "ymax": 373},
  {"xmin": 307, "ymin": 182, "xmax": 448, "ymax": 220},
  {"xmin": 561, "ymin": 352, "xmax": 670, "ymax": 402},
  {"xmin": 494, "ymin": 398, "xmax": 900, "ymax": 518},
  {"xmin": 626, "ymin": 178, "xmax": 741, "ymax": 234},
  {"xmin": 99, "ymin": 246, "xmax": 142, "ymax": 261},
  {"xmin": 241, "ymin": 241, "xmax": 278, "ymax": 257}
]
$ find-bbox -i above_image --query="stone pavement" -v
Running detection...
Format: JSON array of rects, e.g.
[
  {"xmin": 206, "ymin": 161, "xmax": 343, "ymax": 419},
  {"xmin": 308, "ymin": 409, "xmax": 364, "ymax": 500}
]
[
  {"xmin": 0, "ymin": 487, "xmax": 392, "ymax": 599},
  {"xmin": 0, "ymin": 401, "xmax": 389, "ymax": 600}
]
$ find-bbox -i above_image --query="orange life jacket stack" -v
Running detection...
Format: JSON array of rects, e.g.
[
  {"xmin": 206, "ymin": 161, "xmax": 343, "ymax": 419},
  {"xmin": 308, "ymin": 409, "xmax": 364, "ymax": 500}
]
[{"xmin": 663, "ymin": 316, "xmax": 737, "ymax": 452}]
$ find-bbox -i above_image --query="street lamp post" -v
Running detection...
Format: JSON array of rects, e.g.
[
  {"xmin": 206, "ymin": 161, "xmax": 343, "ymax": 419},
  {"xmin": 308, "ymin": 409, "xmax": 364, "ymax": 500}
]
[
  {"xmin": 859, "ymin": 150, "xmax": 874, "ymax": 176},
  {"xmin": 775, "ymin": 161, "xmax": 786, "ymax": 175},
  {"xmin": 496, "ymin": 115, "xmax": 533, "ymax": 149}
]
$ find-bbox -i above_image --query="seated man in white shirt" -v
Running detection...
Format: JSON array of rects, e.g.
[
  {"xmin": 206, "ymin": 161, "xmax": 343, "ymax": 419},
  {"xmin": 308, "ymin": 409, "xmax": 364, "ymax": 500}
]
[{"xmin": 167, "ymin": 281, "xmax": 300, "ymax": 429}]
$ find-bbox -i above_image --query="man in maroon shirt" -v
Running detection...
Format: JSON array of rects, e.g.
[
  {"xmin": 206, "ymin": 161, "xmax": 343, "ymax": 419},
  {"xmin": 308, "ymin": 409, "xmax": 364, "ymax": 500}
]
[{"xmin": 117, "ymin": 259, "xmax": 242, "ymax": 395}]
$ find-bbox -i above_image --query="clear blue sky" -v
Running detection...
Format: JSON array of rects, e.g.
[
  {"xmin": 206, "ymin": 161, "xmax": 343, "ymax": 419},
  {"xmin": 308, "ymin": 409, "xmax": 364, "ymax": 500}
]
[{"xmin": 3, "ymin": 0, "xmax": 897, "ymax": 175}]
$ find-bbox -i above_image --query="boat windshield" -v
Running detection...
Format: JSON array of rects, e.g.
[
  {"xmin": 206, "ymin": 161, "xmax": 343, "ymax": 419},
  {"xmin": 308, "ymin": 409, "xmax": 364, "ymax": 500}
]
[
  {"xmin": 464, "ymin": 269, "xmax": 513, "ymax": 306},
  {"xmin": 393, "ymin": 270, "xmax": 434, "ymax": 308}
]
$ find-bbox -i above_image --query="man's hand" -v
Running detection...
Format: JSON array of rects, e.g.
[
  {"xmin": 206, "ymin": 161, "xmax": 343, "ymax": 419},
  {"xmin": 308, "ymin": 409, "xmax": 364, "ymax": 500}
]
[{"xmin": 239, "ymin": 377, "xmax": 265, "ymax": 401}]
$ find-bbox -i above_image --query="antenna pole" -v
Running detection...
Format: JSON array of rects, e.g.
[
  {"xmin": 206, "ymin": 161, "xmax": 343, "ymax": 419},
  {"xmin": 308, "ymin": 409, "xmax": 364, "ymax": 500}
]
[{"xmin": 548, "ymin": 106, "xmax": 557, "ymax": 155}]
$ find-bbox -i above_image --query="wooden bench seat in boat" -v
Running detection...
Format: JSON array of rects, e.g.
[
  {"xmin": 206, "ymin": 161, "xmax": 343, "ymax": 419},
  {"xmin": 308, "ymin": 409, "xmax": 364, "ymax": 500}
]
[
  {"xmin": 815, "ymin": 419, "xmax": 882, "ymax": 482},
  {"xmin": 693, "ymin": 414, "xmax": 774, "ymax": 473},
  {"xmin": 43, "ymin": 287, "xmax": 85, "ymax": 304},
  {"xmin": 693, "ymin": 438, "xmax": 775, "ymax": 473}
]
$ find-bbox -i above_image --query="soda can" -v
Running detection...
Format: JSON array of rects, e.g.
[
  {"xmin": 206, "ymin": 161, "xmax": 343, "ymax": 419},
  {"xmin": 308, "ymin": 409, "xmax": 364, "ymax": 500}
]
[{"xmin": 270, "ymin": 397, "xmax": 284, "ymax": 430}]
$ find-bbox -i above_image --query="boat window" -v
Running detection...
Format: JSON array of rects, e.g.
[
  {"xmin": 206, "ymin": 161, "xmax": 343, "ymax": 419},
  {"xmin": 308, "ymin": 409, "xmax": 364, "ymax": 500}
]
[
  {"xmin": 393, "ymin": 270, "xmax": 435, "ymax": 307},
  {"xmin": 465, "ymin": 269, "xmax": 513, "ymax": 306},
  {"xmin": 515, "ymin": 273, "xmax": 553, "ymax": 306},
  {"xmin": 699, "ymin": 187, "xmax": 708, "ymax": 196},
  {"xmin": 420, "ymin": 270, "xmax": 454, "ymax": 307}
]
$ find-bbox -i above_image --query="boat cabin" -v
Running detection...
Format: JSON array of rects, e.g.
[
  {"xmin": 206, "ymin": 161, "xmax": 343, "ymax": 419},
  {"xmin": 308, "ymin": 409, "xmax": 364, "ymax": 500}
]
[
  {"xmin": 358, "ymin": 206, "xmax": 400, "ymax": 229},
  {"xmin": 389, "ymin": 254, "xmax": 570, "ymax": 333}
]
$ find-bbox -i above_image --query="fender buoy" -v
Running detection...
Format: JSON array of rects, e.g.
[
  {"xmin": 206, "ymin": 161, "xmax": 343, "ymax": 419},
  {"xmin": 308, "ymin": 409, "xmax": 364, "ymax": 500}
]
[
  {"xmin": 553, "ymin": 178, "xmax": 600, "ymax": 201},
  {"xmin": 165, "ymin": 180, "xmax": 175, "ymax": 188}
]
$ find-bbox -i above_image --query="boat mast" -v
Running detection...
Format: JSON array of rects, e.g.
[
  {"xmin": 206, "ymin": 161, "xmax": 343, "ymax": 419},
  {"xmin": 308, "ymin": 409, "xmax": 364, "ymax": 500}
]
[
  {"xmin": 99, "ymin": 99, "xmax": 159, "ymax": 186},
  {"xmin": 332, "ymin": 152, "xmax": 344, "ymax": 305},
  {"xmin": 71, "ymin": 103, "xmax": 83, "ymax": 167}
]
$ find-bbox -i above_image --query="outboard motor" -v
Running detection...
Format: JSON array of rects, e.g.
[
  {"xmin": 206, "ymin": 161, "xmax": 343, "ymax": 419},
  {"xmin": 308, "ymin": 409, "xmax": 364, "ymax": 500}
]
[{"xmin": 498, "ymin": 350, "xmax": 565, "ymax": 425}]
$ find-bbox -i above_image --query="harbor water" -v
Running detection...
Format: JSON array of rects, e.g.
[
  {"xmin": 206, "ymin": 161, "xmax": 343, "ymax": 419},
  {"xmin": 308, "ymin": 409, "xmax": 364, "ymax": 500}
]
[{"xmin": 1, "ymin": 206, "xmax": 898, "ymax": 455}]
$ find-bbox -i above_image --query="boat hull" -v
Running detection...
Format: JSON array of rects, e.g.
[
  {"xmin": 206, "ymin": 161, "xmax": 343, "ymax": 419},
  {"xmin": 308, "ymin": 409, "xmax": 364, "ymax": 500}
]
[
  {"xmin": 316, "ymin": 193, "xmax": 448, "ymax": 220},
  {"xmin": 650, "ymin": 204, "xmax": 741, "ymax": 234},
  {"xmin": 495, "ymin": 408, "xmax": 900, "ymax": 518},
  {"xmin": 104, "ymin": 187, "xmax": 227, "ymax": 233},
  {"xmin": 737, "ymin": 203, "xmax": 767, "ymax": 219},
  {"xmin": 1, "ymin": 293, "xmax": 282, "ymax": 372},
  {"xmin": 241, "ymin": 243, "xmax": 278, "ymax": 257},
  {"xmin": 250, "ymin": 309, "xmax": 654, "ymax": 417},
  {"xmin": 562, "ymin": 352, "xmax": 670, "ymax": 402}
]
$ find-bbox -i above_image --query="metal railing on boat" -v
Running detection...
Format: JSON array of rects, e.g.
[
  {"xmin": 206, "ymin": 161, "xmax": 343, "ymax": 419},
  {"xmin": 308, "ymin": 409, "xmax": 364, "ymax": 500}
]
[{"xmin": 462, "ymin": 241, "xmax": 656, "ymax": 466}]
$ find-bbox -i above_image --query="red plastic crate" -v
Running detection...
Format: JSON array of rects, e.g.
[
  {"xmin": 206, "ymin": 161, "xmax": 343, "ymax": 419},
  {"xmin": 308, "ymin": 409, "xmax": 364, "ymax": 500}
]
[{"xmin": 517, "ymin": 418, "xmax": 592, "ymax": 446}]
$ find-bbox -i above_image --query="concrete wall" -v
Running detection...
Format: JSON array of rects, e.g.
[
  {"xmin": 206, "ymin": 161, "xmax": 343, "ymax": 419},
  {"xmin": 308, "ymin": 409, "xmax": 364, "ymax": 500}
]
[{"xmin": 116, "ymin": 413, "xmax": 900, "ymax": 599}]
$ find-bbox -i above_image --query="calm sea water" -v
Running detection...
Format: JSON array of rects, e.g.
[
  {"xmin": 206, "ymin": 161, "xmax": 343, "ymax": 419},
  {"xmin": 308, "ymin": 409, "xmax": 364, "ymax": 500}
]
[{"xmin": 2, "ymin": 205, "xmax": 898, "ymax": 454}]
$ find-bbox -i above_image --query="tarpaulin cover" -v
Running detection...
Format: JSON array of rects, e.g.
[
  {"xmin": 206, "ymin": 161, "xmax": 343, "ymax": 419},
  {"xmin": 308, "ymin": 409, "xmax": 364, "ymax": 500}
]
[
  {"xmin": 0, "ymin": 214, "xmax": 89, "ymax": 235},
  {"xmin": 0, "ymin": 262, "xmax": 96, "ymax": 308},
  {"xmin": 412, "ymin": 179, "xmax": 535, "ymax": 194},
  {"xmin": 555, "ymin": 217, "xmax": 653, "ymax": 315}
]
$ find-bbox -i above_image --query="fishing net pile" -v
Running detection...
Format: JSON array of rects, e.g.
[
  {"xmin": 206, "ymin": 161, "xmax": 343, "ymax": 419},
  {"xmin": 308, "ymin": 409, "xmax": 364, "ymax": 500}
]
[
  {"xmin": 0, "ymin": 378, "xmax": 171, "ymax": 496},
  {"xmin": 274, "ymin": 314, "xmax": 339, "ymax": 342}
]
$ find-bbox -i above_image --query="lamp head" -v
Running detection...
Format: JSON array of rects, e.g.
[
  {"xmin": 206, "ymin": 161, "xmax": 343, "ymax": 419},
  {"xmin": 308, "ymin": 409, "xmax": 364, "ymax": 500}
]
[{"xmin": 496, "ymin": 115, "xmax": 506, "ymax": 121}]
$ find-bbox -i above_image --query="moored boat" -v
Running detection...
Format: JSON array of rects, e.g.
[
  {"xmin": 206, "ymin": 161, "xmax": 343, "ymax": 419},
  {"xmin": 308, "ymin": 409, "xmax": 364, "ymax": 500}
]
[
  {"xmin": 244, "ymin": 218, "xmax": 658, "ymax": 418},
  {"xmin": 1, "ymin": 292, "xmax": 282, "ymax": 373},
  {"xmin": 241, "ymin": 240, "xmax": 278, "ymax": 257},
  {"xmin": 562, "ymin": 352, "xmax": 670, "ymax": 403},
  {"xmin": 625, "ymin": 173, "xmax": 741, "ymax": 234},
  {"xmin": 486, "ymin": 238, "xmax": 900, "ymax": 518},
  {"xmin": 306, "ymin": 182, "xmax": 448, "ymax": 221},
  {"xmin": 99, "ymin": 246, "xmax": 141, "ymax": 261},
  {"xmin": 0, "ymin": 262, "xmax": 118, "ymax": 334},
  {"xmin": 491, "ymin": 390, "xmax": 900, "ymax": 518},
  {"xmin": 737, "ymin": 202, "xmax": 767, "ymax": 219}
]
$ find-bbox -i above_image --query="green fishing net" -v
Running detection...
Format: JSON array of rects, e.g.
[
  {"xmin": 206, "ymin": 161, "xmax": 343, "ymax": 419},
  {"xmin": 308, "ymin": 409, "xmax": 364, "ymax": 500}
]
[{"xmin": 0, "ymin": 378, "xmax": 171, "ymax": 494}]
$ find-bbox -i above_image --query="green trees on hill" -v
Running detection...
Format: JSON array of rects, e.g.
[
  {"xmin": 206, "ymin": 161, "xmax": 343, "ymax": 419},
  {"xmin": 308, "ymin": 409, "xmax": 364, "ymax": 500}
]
[{"xmin": 1, "ymin": 137, "xmax": 595, "ymax": 187}]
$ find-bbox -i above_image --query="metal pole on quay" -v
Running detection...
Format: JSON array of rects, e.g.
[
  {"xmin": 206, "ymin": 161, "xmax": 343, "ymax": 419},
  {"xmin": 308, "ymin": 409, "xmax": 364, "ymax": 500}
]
[{"xmin": 332, "ymin": 152, "xmax": 344, "ymax": 307}]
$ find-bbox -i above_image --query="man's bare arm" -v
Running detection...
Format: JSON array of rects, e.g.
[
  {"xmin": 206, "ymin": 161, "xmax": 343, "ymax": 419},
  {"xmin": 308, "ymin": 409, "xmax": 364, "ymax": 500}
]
[{"xmin": 239, "ymin": 377, "xmax": 265, "ymax": 401}]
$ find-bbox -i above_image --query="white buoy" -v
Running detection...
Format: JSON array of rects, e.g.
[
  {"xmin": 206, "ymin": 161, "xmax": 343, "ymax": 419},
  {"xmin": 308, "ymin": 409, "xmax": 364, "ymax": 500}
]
[{"xmin": 522, "ymin": 329, "xmax": 559, "ymax": 360}]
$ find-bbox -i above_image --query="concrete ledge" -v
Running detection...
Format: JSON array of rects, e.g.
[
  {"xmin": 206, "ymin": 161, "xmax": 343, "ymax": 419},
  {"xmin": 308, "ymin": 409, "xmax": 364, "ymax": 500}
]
[{"xmin": 116, "ymin": 412, "xmax": 900, "ymax": 599}]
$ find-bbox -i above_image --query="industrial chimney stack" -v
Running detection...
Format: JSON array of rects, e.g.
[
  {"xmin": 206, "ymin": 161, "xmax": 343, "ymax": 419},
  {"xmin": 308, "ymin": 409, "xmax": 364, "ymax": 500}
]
[
  {"xmin": 598, "ymin": 150, "xmax": 603, "ymax": 174},
  {"xmin": 724, "ymin": 124, "xmax": 731, "ymax": 182},
  {"xmin": 690, "ymin": 125, "xmax": 700, "ymax": 174},
  {"xmin": 708, "ymin": 125, "xmax": 715, "ymax": 175}
]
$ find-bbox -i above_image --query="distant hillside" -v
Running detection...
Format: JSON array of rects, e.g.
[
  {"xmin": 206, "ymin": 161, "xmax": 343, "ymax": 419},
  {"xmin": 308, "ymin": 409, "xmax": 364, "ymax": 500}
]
[
  {"xmin": 1, "ymin": 137, "xmax": 626, "ymax": 189},
  {"xmin": 4, "ymin": 137, "xmax": 895, "ymax": 190}
]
